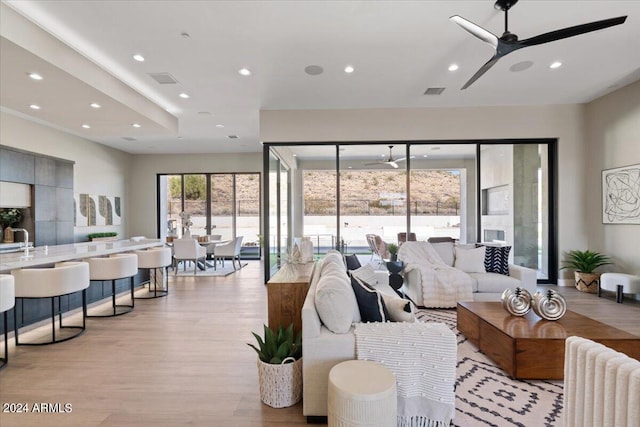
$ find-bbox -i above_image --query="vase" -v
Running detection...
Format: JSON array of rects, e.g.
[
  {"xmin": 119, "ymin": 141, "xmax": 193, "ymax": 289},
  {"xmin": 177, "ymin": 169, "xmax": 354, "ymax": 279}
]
[
  {"xmin": 301, "ymin": 237, "xmax": 314, "ymax": 262},
  {"xmin": 3, "ymin": 226, "xmax": 14, "ymax": 243}
]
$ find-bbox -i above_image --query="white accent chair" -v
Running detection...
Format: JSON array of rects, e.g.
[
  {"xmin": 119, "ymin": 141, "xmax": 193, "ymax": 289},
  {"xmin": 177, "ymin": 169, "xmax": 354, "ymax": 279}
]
[
  {"xmin": 11, "ymin": 262, "xmax": 90, "ymax": 345},
  {"xmin": 205, "ymin": 234, "xmax": 223, "ymax": 260},
  {"xmin": 86, "ymin": 254, "xmax": 138, "ymax": 317},
  {"xmin": 214, "ymin": 236, "xmax": 244, "ymax": 270},
  {"xmin": 173, "ymin": 238, "xmax": 207, "ymax": 275},
  {"xmin": 134, "ymin": 247, "xmax": 172, "ymax": 298},
  {"xmin": 0, "ymin": 274, "xmax": 15, "ymax": 368}
]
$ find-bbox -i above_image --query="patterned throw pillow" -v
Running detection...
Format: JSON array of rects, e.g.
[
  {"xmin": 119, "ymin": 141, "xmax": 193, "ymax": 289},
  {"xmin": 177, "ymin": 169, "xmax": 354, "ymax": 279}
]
[
  {"xmin": 350, "ymin": 275, "xmax": 390, "ymax": 322},
  {"xmin": 484, "ymin": 246, "xmax": 511, "ymax": 276}
]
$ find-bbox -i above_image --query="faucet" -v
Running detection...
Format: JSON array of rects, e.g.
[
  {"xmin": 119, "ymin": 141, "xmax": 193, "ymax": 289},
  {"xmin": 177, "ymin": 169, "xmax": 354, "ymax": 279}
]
[{"xmin": 12, "ymin": 228, "xmax": 29, "ymax": 250}]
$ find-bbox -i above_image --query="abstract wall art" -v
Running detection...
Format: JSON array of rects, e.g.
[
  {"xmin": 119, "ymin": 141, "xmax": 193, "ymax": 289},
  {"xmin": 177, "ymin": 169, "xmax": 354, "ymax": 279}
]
[
  {"xmin": 602, "ymin": 163, "xmax": 640, "ymax": 224},
  {"xmin": 74, "ymin": 193, "xmax": 121, "ymax": 226}
]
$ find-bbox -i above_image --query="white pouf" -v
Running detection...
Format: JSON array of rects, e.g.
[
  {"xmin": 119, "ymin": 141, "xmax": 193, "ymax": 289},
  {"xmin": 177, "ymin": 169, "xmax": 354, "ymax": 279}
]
[
  {"xmin": 328, "ymin": 360, "xmax": 397, "ymax": 427},
  {"xmin": 599, "ymin": 273, "xmax": 640, "ymax": 303}
]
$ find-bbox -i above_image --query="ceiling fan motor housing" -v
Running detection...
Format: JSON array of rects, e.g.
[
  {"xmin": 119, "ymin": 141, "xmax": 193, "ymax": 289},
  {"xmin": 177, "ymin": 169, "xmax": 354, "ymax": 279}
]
[{"xmin": 495, "ymin": 0, "xmax": 518, "ymax": 11}]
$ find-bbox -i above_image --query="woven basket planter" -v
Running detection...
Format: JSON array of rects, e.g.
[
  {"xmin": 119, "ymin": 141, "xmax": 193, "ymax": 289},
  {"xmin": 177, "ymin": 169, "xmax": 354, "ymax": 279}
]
[
  {"xmin": 575, "ymin": 271, "xmax": 600, "ymax": 293},
  {"xmin": 257, "ymin": 357, "xmax": 302, "ymax": 408}
]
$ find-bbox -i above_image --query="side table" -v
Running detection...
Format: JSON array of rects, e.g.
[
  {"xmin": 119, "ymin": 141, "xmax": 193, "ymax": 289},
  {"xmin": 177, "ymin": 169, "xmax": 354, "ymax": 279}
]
[{"xmin": 386, "ymin": 260, "xmax": 404, "ymax": 294}]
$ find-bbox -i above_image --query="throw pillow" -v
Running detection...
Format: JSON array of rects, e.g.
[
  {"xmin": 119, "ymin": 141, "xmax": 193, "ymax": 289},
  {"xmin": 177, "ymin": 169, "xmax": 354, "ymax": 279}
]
[
  {"xmin": 350, "ymin": 275, "xmax": 390, "ymax": 322},
  {"xmin": 351, "ymin": 264, "xmax": 382, "ymax": 286},
  {"xmin": 315, "ymin": 272, "xmax": 360, "ymax": 333},
  {"xmin": 345, "ymin": 254, "xmax": 362, "ymax": 271},
  {"xmin": 430, "ymin": 241, "xmax": 455, "ymax": 266},
  {"xmin": 381, "ymin": 295, "xmax": 416, "ymax": 322},
  {"xmin": 484, "ymin": 245, "xmax": 511, "ymax": 276},
  {"xmin": 454, "ymin": 246, "xmax": 486, "ymax": 273}
]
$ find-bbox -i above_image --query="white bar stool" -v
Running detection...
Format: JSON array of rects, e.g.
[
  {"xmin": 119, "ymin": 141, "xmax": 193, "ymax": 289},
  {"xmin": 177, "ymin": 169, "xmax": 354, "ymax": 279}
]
[
  {"xmin": 0, "ymin": 274, "xmax": 15, "ymax": 369},
  {"xmin": 11, "ymin": 262, "xmax": 90, "ymax": 345},
  {"xmin": 86, "ymin": 253, "xmax": 138, "ymax": 317},
  {"xmin": 134, "ymin": 247, "xmax": 172, "ymax": 299},
  {"xmin": 328, "ymin": 360, "xmax": 397, "ymax": 427},
  {"xmin": 599, "ymin": 273, "xmax": 640, "ymax": 303}
]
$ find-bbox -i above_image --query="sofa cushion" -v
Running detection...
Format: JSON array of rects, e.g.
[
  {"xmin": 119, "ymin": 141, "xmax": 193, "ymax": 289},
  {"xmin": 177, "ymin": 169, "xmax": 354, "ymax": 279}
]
[
  {"xmin": 350, "ymin": 276, "xmax": 390, "ymax": 322},
  {"xmin": 381, "ymin": 294, "xmax": 416, "ymax": 322},
  {"xmin": 469, "ymin": 272, "xmax": 521, "ymax": 293},
  {"xmin": 321, "ymin": 251, "xmax": 345, "ymax": 274},
  {"xmin": 454, "ymin": 246, "xmax": 486, "ymax": 273},
  {"xmin": 430, "ymin": 241, "xmax": 455, "ymax": 267},
  {"xmin": 344, "ymin": 254, "xmax": 362, "ymax": 271},
  {"xmin": 484, "ymin": 246, "xmax": 511, "ymax": 276},
  {"xmin": 315, "ymin": 270, "xmax": 360, "ymax": 333}
]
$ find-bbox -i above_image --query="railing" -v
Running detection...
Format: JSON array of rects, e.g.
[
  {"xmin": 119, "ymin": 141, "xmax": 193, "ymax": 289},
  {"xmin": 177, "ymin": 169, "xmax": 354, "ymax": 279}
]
[{"xmin": 304, "ymin": 199, "xmax": 459, "ymax": 216}]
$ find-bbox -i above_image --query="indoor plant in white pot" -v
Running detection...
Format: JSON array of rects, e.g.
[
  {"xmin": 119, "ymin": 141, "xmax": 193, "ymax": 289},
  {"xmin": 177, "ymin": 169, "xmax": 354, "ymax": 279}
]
[{"xmin": 248, "ymin": 324, "xmax": 302, "ymax": 408}]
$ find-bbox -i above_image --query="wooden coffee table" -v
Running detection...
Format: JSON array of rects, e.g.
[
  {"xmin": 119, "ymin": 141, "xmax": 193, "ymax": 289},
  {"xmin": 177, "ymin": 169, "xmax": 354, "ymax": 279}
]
[{"xmin": 457, "ymin": 301, "xmax": 640, "ymax": 380}]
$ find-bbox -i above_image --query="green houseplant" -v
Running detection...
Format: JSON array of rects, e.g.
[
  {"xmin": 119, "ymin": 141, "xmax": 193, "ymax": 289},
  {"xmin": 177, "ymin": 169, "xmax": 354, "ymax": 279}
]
[
  {"xmin": 0, "ymin": 208, "xmax": 22, "ymax": 228},
  {"xmin": 561, "ymin": 250, "xmax": 612, "ymax": 293},
  {"xmin": 387, "ymin": 243, "xmax": 399, "ymax": 261},
  {"xmin": 88, "ymin": 232, "xmax": 118, "ymax": 241},
  {"xmin": 248, "ymin": 324, "xmax": 302, "ymax": 408}
]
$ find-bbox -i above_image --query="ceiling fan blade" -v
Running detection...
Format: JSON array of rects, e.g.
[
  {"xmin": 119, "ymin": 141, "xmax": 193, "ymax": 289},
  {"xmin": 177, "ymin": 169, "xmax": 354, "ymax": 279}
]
[
  {"xmin": 520, "ymin": 16, "xmax": 627, "ymax": 47},
  {"xmin": 395, "ymin": 157, "xmax": 407, "ymax": 163},
  {"xmin": 461, "ymin": 54, "xmax": 501, "ymax": 90},
  {"xmin": 389, "ymin": 162, "xmax": 399, "ymax": 169},
  {"xmin": 450, "ymin": 15, "xmax": 499, "ymax": 49}
]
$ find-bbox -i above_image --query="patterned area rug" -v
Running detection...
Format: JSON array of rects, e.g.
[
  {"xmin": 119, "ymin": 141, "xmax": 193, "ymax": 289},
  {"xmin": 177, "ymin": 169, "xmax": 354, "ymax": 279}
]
[{"xmin": 415, "ymin": 309, "xmax": 564, "ymax": 427}]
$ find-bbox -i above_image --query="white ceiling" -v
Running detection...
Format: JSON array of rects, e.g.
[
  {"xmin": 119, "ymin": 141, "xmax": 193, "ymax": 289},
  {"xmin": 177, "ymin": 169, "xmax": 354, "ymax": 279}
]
[{"xmin": 1, "ymin": 0, "xmax": 639, "ymax": 155}]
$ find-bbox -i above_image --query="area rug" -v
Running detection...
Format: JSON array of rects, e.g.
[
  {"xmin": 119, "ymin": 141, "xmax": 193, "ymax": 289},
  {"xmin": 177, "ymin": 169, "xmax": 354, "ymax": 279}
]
[
  {"xmin": 173, "ymin": 262, "xmax": 247, "ymax": 277},
  {"xmin": 415, "ymin": 309, "xmax": 564, "ymax": 427}
]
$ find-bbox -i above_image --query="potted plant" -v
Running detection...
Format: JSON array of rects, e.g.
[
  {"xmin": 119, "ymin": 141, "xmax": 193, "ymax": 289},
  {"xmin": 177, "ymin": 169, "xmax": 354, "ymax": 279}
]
[
  {"xmin": 88, "ymin": 232, "xmax": 118, "ymax": 242},
  {"xmin": 248, "ymin": 324, "xmax": 302, "ymax": 408},
  {"xmin": 387, "ymin": 243, "xmax": 399, "ymax": 261},
  {"xmin": 0, "ymin": 208, "xmax": 23, "ymax": 243},
  {"xmin": 561, "ymin": 250, "xmax": 612, "ymax": 293}
]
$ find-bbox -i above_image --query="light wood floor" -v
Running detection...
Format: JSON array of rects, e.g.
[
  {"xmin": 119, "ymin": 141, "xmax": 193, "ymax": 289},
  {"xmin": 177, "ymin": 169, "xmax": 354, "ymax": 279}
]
[{"xmin": 1, "ymin": 262, "xmax": 639, "ymax": 426}]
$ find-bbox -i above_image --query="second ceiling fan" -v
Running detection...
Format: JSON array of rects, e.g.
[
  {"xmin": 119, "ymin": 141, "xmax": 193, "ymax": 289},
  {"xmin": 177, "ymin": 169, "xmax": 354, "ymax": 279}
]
[
  {"xmin": 450, "ymin": 0, "xmax": 627, "ymax": 89},
  {"xmin": 364, "ymin": 146, "xmax": 412, "ymax": 169}
]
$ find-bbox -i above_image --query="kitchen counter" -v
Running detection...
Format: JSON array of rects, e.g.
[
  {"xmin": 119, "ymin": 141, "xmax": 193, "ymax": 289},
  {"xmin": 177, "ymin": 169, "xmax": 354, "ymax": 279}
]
[{"xmin": 0, "ymin": 239, "xmax": 164, "ymax": 273}]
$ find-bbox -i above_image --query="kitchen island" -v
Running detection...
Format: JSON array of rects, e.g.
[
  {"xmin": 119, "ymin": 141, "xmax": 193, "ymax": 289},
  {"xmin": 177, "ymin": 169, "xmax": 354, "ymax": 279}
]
[{"xmin": 0, "ymin": 239, "xmax": 165, "ymax": 330}]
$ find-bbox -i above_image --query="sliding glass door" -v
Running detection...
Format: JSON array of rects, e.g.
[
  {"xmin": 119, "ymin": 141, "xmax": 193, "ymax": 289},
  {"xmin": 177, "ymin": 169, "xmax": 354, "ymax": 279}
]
[{"xmin": 158, "ymin": 172, "xmax": 261, "ymax": 259}]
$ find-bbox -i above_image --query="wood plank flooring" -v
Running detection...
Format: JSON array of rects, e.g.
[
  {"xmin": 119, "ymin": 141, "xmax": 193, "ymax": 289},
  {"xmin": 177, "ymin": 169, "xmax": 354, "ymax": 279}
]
[{"xmin": 1, "ymin": 262, "xmax": 639, "ymax": 426}]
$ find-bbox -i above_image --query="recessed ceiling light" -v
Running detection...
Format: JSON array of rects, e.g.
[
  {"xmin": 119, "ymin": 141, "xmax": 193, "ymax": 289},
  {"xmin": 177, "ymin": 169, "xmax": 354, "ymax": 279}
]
[
  {"xmin": 132, "ymin": 123, "xmax": 141, "ymax": 128},
  {"xmin": 344, "ymin": 65, "xmax": 355, "ymax": 73},
  {"xmin": 227, "ymin": 135, "xmax": 239, "ymax": 139},
  {"xmin": 29, "ymin": 104, "xmax": 41, "ymax": 110},
  {"xmin": 448, "ymin": 64, "xmax": 459, "ymax": 71},
  {"xmin": 180, "ymin": 32, "xmax": 191, "ymax": 39},
  {"xmin": 177, "ymin": 136, "xmax": 184, "ymax": 140},
  {"xmin": 90, "ymin": 103, "xmax": 101, "ymax": 109},
  {"xmin": 28, "ymin": 73, "xmax": 43, "ymax": 80},
  {"xmin": 292, "ymin": 154, "xmax": 297, "ymax": 157},
  {"xmin": 179, "ymin": 92, "xmax": 190, "ymax": 99},
  {"xmin": 238, "ymin": 68, "xmax": 251, "ymax": 76},
  {"xmin": 510, "ymin": 61, "xmax": 534, "ymax": 72},
  {"xmin": 133, "ymin": 54, "xmax": 145, "ymax": 62},
  {"xmin": 549, "ymin": 61, "xmax": 562, "ymax": 69},
  {"xmin": 215, "ymin": 124, "xmax": 224, "ymax": 128},
  {"xmin": 423, "ymin": 154, "xmax": 428, "ymax": 158},
  {"xmin": 82, "ymin": 124, "xmax": 91, "ymax": 129}
]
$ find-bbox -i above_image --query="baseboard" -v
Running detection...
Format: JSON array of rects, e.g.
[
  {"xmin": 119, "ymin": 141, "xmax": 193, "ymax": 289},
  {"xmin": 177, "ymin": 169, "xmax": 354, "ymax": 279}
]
[{"xmin": 306, "ymin": 416, "xmax": 328, "ymax": 424}]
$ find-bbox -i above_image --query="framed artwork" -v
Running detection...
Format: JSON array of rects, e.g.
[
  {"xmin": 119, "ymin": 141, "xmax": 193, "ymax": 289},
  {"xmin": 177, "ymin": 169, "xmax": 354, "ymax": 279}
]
[
  {"xmin": 74, "ymin": 193, "xmax": 122, "ymax": 226},
  {"xmin": 602, "ymin": 163, "xmax": 640, "ymax": 224}
]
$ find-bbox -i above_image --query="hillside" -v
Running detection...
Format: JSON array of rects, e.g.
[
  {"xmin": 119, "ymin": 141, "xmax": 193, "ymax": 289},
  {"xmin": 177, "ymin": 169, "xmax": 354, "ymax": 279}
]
[{"xmin": 304, "ymin": 169, "xmax": 460, "ymax": 215}]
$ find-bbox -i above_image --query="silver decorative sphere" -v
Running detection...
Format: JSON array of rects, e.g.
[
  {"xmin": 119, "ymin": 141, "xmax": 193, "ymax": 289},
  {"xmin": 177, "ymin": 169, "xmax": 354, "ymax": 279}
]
[
  {"xmin": 532, "ymin": 289, "xmax": 567, "ymax": 321},
  {"xmin": 501, "ymin": 287, "xmax": 532, "ymax": 316}
]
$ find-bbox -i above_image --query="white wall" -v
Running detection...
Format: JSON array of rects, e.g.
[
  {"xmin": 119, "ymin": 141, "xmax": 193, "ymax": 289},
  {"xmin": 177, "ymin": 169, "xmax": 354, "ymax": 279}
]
[
  {"xmin": 0, "ymin": 111, "xmax": 130, "ymax": 241},
  {"xmin": 585, "ymin": 80, "xmax": 640, "ymax": 275},
  {"xmin": 127, "ymin": 153, "xmax": 263, "ymax": 239},
  {"xmin": 261, "ymin": 104, "xmax": 588, "ymax": 283}
]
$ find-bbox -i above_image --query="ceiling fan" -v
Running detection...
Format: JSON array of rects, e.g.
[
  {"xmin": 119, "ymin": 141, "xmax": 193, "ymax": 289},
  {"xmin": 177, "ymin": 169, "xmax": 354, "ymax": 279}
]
[
  {"xmin": 450, "ymin": 0, "xmax": 627, "ymax": 89},
  {"xmin": 364, "ymin": 146, "xmax": 412, "ymax": 168}
]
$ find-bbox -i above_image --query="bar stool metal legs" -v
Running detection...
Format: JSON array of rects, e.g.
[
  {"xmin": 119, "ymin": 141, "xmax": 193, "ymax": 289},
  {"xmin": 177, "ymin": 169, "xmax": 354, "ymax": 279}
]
[
  {"xmin": 134, "ymin": 266, "xmax": 168, "ymax": 299},
  {"xmin": 87, "ymin": 276, "xmax": 135, "ymax": 317}
]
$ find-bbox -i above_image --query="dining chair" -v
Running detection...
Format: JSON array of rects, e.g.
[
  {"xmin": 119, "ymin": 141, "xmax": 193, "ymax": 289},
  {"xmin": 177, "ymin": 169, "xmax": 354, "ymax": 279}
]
[
  {"xmin": 214, "ymin": 236, "xmax": 244, "ymax": 270},
  {"xmin": 173, "ymin": 238, "xmax": 207, "ymax": 275}
]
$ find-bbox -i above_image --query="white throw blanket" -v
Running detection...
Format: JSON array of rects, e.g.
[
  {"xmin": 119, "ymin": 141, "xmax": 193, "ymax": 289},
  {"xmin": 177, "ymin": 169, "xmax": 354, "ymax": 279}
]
[
  {"xmin": 355, "ymin": 322, "xmax": 456, "ymax": 427},
  {"xmin": 398, "ymin": 241, "xmax": 473, "ymax": 307}
]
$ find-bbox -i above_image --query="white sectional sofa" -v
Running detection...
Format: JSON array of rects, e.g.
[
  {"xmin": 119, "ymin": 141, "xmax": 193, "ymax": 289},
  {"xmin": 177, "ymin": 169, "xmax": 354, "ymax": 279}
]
[
  {"xmin": 399, "ymin": 240, "xmax": 537, "ymax": 307},
  {"xmin": 301, "ymin": 251, "xmax": 418, "ymax": 419}
]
